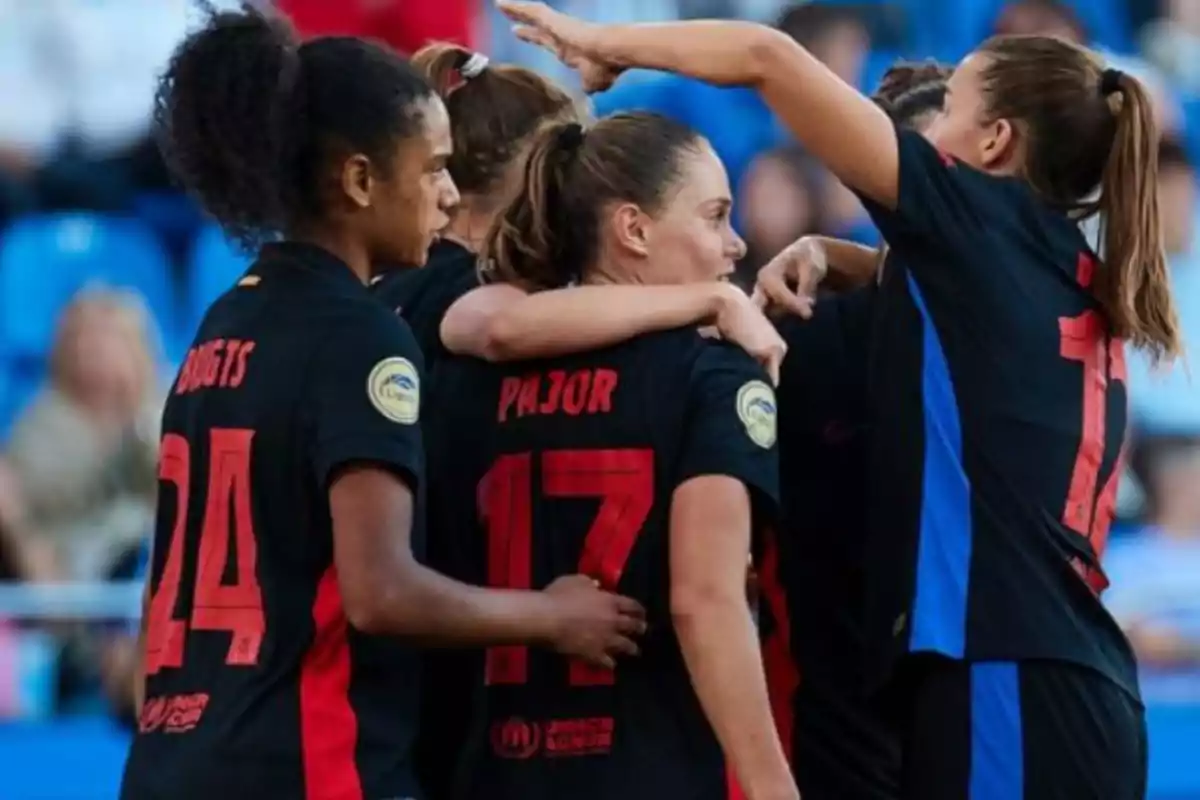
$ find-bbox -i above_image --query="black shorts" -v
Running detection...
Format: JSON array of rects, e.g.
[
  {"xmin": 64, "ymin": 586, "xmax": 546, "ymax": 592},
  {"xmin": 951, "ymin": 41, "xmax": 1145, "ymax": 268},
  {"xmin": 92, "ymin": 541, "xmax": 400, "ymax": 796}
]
[
  {"xmin": 791, "ymin": 683, "xmax": 901, "ymax": 800},
  {"xmin": 901, "ymin": 659, "xmax": 1147, "ymax": 800}
]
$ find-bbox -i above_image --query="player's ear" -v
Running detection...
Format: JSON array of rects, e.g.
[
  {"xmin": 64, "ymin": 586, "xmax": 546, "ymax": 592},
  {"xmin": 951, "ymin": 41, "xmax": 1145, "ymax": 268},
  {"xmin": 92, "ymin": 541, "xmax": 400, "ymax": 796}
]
[
  {"xmin": 340, "ymin": 153, "xmax": 374, "ymax": 210},
  {"xmin": 979, "ymin": 117, "xmax": 1017, "ymax": 171},
  {"xmin": 610, "ymin": 202, "xmax": 651, "ymax": 258}
]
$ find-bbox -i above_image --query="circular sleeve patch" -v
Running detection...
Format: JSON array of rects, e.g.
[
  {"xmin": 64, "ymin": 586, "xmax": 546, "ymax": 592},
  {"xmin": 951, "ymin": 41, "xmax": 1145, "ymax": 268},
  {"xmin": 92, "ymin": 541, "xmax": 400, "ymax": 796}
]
[
  {"xmin": 367, "ymin": 357, "xmax": 420, "ymax": 425},
  {"xmin": 736, "ymin": 380, "xmax": 777, "ymax": 449}
]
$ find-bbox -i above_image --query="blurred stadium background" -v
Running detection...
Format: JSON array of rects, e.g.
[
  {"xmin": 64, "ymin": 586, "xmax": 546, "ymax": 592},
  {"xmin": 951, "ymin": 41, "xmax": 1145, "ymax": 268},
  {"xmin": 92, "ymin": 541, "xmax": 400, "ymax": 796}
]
[{"xmin": 0, "ymin": 1, "xmax": 1197, "ymax": 797}]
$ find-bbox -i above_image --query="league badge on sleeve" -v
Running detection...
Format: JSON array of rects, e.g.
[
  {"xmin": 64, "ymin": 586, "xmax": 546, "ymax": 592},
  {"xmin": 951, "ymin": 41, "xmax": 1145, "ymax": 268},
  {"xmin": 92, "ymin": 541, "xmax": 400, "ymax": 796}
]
[
  {"xmin": 367, "ymin": 357, "xmax": 420, "ymax": 425},
  {"xmin": 736, "ymin": 380, "xmax": 777, "ymax": 449}
]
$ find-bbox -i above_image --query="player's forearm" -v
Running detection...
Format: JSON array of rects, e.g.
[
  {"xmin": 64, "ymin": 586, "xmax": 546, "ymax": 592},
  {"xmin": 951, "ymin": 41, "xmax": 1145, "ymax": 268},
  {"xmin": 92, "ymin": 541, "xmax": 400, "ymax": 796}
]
[
  {"xmin": 480, "ymin": 283, "xmax": 734, "ymax": 361},
  {"xmin": 355, "ymin": 563, "xmax": 556, "ymax": 647},
  {"xmin": 817, "ymin": 236, "xmax": 880, "ymax": 290},
  {"xmin": 594, "ymin": 20, "xmax": 782, "ymax": 89},
  {"xmin": 674, "ymin": 598, "xmax": 796, "ymax": 800}
]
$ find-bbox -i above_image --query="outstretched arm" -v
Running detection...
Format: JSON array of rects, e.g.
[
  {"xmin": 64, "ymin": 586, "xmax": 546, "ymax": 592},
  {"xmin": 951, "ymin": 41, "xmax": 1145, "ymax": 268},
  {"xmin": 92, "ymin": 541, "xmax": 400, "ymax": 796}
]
[
  {"xmin": 499, "ymin": 2, "xmax": 900, "ymax": 208},
  {"xmin": 443, "ymin": 282, "xmax": 733, "ymax": 360},
  {"xmin": 442, "ymin": 281, "xmax": 786, "ymax": 383}
]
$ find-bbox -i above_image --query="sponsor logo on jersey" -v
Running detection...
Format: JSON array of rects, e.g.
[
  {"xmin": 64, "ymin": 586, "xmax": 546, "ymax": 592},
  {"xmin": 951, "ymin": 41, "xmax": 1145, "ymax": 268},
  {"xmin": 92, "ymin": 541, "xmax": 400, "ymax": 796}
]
[
  {"xmin": 736, "ymin": 380, "xmax": 777, "ymax": 449},
  {"xmin": 367, "ymin": 357, "xmax": 420, "ymax": 424}
]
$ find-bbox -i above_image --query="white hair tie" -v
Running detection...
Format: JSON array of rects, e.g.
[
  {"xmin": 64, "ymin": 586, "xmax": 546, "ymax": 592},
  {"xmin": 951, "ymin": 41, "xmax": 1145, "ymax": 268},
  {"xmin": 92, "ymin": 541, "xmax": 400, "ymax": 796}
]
[{"xmin": 460, "ymin": 53, "xmax": 490, "ymax": 79}]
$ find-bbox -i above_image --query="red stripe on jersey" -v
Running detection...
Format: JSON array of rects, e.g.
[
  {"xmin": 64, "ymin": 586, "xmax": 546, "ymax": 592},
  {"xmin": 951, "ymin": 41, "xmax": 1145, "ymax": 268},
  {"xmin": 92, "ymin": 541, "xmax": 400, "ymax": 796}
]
[
  {"xmin": 300, "ymin": 566, "xmax": 363, "ymax": 800},
  {"xmin": 727, "ymin": 768, "xmax": 747, "ymax": 800},
  {"xmin": 759, "ymin": 531, "xmax": 799, "ymax": 765}
]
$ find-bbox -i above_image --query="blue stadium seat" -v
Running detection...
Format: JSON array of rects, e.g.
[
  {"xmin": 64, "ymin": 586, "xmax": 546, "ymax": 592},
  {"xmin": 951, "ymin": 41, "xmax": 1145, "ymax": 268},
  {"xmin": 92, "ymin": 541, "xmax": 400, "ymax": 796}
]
[
  {"xmin": 0, "ymin": 214, "xmax": 178, "ymax": 363},
  {"xmin": 184, "ymin": 224, "xmax": 252, "ymax": 340}
]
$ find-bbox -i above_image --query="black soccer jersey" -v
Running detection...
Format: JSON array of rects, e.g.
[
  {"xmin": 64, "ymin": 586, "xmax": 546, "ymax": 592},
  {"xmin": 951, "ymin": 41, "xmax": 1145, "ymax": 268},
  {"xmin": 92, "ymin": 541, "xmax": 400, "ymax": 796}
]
[
  {"xmin": 372, "ymin": 241, "xmax": 483, "ymax": 800},
  {"xmin": 765, "ymin": 288, "xmax": 900, "ymax": 800},
  {"xmin": 430, "ymin": 329, "xmax": 780, "ymax": 800},
  {"xmin": 371, "ymin": 239, "xmax": 480, "ymax": 376},
  {"xmin": 121, "ymin": 242, "xmax": 428, "ymax": 800},
  {"xmin": 857, "ymin": 129, "xmax": 1137, "ymax": 698}
]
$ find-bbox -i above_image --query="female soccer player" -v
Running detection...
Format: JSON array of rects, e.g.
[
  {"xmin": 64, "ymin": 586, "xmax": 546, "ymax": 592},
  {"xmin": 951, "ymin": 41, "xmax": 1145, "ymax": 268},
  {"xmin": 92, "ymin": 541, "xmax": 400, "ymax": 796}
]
[
  {"xmin": 376, "ymin": 45, "xmax": 784, "ymax": 799},
  {"xmin": 500, "ymin": 3, "xmax": 1178, "ymax": 797},
  {"xmin": 757, "ymin": 62, "xmax": 949, "ymax": 800},
  {"xmin": 439, "ymin": 112, "xmax": 795, "ymax": 800},
  {"xmin": 121, "ymin": 8, "xmax": 645, "ymax": 800},
  {"xmin": 375, "ymin": 44, "xmax": 785, "ymax": 380}
]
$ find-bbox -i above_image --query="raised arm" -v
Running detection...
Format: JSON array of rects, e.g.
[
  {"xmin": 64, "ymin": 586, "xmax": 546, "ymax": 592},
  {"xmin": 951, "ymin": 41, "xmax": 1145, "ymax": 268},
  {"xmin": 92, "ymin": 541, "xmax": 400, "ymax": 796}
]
[{"xmin": 498, "ymin": 1, "xmax": 900, "ymax": 208}]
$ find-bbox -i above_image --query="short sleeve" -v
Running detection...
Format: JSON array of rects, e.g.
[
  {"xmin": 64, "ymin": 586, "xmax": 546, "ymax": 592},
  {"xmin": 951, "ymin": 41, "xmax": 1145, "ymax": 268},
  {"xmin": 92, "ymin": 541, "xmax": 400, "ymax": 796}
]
[
  {"xmin": 307, "ymin": 305, "xmax": 425, "ymax": 489},
  {"xmin": 675, "ymin": 344, "xmax": 780, "ymax": 514},
  {"xmin": 860, "ymin": 128, "xmax": 1016, "ymax": 252}
]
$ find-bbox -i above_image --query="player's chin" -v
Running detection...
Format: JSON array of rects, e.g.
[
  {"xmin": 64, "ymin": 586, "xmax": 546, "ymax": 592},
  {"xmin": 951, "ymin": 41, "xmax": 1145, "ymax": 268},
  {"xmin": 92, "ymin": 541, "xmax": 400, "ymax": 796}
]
[{"xmin": 406, "ymin": 241, "xmax": 431, "ymax": 267}]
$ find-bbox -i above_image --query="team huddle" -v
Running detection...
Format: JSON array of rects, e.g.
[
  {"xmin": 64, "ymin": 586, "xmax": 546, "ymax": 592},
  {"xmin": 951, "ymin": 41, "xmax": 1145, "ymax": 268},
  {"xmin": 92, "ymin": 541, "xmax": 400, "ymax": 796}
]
[{"xmin": 120, "ymin": 2, "xmax": 1177, "ymax": 799}]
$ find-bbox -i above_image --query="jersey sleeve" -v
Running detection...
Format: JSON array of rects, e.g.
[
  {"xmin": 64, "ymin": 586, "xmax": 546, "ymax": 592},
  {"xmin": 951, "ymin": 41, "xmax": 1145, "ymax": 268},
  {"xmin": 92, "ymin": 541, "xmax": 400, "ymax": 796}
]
[
  {"xmin": 860, "ymin": 127, "xmax": 1020, "ymax": 257},
  {"xmin": 674, "ymin": 344, "xmax": 780, "ymax": 515},
  {"xmin": 306, "ymin": 305, "xmax": 425, "ymax": 490}
]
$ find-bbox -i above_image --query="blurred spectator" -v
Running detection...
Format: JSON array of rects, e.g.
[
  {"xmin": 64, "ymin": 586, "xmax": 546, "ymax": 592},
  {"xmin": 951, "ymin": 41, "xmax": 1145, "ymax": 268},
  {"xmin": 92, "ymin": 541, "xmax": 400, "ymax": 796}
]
[
  {"xmin": 990, "ymin": 0, "xmax": 1182, "ymax": 135},
  {"xmin": 4, "ymin": 289, "xmax": 162, "ymax": 583},
  {"xmin": 1105, "ymin": 435, "xmax": 1200, "ymax": 669},
  {"xmin": 737, "ymin": 147, "xmax": 826, "ymax": 279},
  {"xmin": 280, "ymin": 0, "xmax": 478, "ymax": 53},
  {"xmin": 1141, "ymin": 0, "xmax": 1200, "ymax": 97},
  {"xmin": 0, "ymin": 0, "xmax": 222, "ymax": 222},
  {"xmin": 910, "ymin": 0, "xmax": 1131, "ymax": 62},
  {"xmin": 1127, "ymin": 139, "xmax": 1200, "ymax": 432},
  {"xmin": 98, "ymin": 540, "xmax": 147, "ymax": 729},
  {"xmin": 591, "ymin": 3, "xmax": 871, "ymax": 193}
]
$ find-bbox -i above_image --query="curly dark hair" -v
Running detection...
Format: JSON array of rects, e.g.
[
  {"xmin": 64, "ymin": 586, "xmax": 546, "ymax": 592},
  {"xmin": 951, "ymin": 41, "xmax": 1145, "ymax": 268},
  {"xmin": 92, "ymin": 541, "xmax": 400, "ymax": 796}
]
[
  {"xmin": 872, "ymin": 60, "xmax": 952, "ymax": 127},
  {"xmin": 154, "ymin": 3, "xmax": 436, "ymax": 248}
]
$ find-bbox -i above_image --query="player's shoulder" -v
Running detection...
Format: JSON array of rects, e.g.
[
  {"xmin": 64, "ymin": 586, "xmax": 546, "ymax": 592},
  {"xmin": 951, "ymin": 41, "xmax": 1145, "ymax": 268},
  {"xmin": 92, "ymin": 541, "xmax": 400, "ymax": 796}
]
[
  {"xmin": 618, "ymin": 325, "xmax": 712, "ymax": 362},
  {"xmin": 690, "ymin": 336, "xmax": 770, "ymax": 380},
  {"xmin": 370, "ymin": 240, "xmax": 478, "ymax": 311}
]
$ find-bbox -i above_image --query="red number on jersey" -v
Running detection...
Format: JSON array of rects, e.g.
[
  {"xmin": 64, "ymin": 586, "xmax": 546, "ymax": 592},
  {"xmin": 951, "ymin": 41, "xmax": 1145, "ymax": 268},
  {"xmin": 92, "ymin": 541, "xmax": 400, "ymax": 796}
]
[
  {"xmin": 143, "ymin": 429, "xmax": 265, "ymax": 676},
  {"xmin": 479, "ymin": 448, "xmax": 654, "ymax": 687},
  {"xmin": 1058, "ymin": 304, "xmax": 1127, "ymax": 594}
]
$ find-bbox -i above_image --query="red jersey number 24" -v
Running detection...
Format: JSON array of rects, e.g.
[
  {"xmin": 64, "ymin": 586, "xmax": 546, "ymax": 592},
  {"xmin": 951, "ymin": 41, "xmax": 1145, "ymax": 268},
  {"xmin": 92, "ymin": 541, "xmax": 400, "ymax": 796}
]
[{"xmin": 144, "ymin": 429, "xmax": 265, "ymax": 675}]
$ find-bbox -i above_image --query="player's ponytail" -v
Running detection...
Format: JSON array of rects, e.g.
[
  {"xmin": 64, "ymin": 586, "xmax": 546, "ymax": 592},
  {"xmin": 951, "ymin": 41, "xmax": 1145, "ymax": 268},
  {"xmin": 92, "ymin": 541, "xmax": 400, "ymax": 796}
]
[
  {"xmin": 484, "ymin": 112, "xmax": 706, "ymax": 292},
  {"xmin": 413, "ymin": 43, "xmax": 580, "ymax": 203},
  {"xmin": 1094, "ymin": 73, "xmax": 1181, "ymax": 363},
  {"xmin": 484, "ymin": 120, "xmax": 586, "ymax": 291},
  {"xmin": 977, "ymin": 35, "xmax": 1181, "ymax": 362},
  {"xmin": 154, "ymin": 4, "xmax": 302, "ymax": 247}
]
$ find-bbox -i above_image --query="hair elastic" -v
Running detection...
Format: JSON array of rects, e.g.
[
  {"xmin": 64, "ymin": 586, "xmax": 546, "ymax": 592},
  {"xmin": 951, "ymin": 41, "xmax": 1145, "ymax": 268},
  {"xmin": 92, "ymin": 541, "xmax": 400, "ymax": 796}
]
[
  {"xmin": 558, "ymin": 122, "xmax": 586, "ymax": 149},
  {"xmin": 460, "ymin": 52, "xmax": 490, "ymax": 80},
  {"xmin": 1100, "ymin": 68, "xmax": 1124, "ymax": 95}
]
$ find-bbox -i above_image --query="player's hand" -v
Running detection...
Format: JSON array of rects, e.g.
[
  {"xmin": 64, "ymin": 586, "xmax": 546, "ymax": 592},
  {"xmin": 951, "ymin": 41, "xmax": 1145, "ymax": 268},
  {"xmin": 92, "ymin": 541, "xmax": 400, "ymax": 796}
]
[
  {"xmin": 543, "ymin": 574, "xmax": 647, "ymax": 668},
  {"xmin": 497, "ymin": 1, "xmax": 624, "ymax": 93},
  {"xmin": 751, "ymin": 236, "xmax": 828, "ymax": 320},
  {"xmin": 713, "ymin": 284, "xmax": 788, "ymax": 387}
]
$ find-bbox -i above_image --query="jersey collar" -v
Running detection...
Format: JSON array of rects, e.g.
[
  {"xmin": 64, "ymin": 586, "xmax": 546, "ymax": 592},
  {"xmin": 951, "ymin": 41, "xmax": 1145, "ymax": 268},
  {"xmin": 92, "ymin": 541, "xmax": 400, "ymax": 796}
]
[{"xmin": 258, "ymin": 241, "xmax": 367, "ymax": 289}]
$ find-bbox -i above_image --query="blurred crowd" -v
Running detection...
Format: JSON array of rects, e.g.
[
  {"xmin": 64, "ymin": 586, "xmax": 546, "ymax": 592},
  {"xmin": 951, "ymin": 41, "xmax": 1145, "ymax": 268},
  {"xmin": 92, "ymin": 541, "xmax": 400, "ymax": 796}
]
[{"xmin": 0, "ymin": 0, "xmax": 1196, "ymax": 726}]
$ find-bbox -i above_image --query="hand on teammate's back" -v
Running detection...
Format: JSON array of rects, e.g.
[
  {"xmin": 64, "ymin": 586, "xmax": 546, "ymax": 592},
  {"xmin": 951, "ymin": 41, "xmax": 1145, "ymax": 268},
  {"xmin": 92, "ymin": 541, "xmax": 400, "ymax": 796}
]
[
  {"xmin": 751, "ymin": 237, "xmax": 828, "ymax": 320},
  {"xmin": 543, "ymin": 574, "xmax": 647, "ymax": 669}
]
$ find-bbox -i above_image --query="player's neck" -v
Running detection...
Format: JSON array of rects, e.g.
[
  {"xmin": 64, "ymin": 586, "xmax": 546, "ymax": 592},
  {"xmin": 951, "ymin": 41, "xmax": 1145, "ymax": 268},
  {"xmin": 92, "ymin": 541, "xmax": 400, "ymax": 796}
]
[
  {"xmin": 287, "ymin": 229, "xmax": 372, "ymax": 285},
  {"xmin": 443, "ymin": 201, "xmax": 495, "ymax": 253}
]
